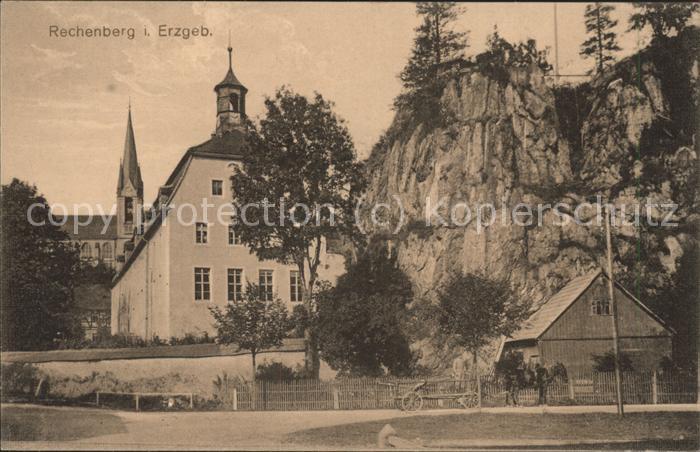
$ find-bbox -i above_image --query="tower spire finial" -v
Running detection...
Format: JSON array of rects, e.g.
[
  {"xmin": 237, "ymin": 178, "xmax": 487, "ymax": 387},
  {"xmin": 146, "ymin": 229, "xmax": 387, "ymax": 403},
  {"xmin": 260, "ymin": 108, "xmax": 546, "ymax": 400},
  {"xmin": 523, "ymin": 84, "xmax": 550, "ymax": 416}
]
[{"xmin": 227, "ymin": 30, "xmax": 232, "ymax": 70}]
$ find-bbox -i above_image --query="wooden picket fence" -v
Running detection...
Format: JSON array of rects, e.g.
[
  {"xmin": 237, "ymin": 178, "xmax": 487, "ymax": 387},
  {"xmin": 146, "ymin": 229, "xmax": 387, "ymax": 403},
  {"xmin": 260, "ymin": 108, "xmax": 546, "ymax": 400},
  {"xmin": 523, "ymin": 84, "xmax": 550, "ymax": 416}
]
[{"xmin": 216, "ymin": 370, "xmax": 696, "ymax": 411}]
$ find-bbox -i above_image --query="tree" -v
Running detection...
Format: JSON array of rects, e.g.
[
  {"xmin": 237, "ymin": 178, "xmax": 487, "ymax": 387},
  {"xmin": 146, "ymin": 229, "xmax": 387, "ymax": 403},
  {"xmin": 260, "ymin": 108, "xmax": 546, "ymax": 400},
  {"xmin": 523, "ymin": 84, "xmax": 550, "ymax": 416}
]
[
  {"xmin": 592, "ymin": 350, "xmax": 634, "ymax": 372},
  {"xmin": 580, "ymin": 3, "xmax": 621, "ymax": 74},
  {"xmin": 397, "ymin": 2, "xmax": 468, "ymax": 118},
  {"xmin": 629, "ymin": 2, "xmax": 699, "ymax": 41},
  {"xmin": 209, "ymin": 283, "xmax": 288, "ymax": 381},
  {"xmin": 1, "ymin": 179, "xmax": 82, "ymax": 350},
  {"xmin": 435, "ymin": 272, "xmax": 529, "ymax": 378},
  {"xmin": 231, "ymin": 88, "xmax": 366, "ymax": 377},
  {"xmin": 315, "ymin": 247, "xmax": 414, "ymax": 376}
]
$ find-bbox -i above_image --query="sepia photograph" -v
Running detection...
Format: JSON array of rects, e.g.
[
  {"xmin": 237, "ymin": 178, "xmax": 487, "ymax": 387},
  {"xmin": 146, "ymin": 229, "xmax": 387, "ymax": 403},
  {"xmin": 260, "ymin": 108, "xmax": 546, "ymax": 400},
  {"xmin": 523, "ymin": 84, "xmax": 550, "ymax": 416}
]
[{"xmin": 0, "ymin": 1, "xmax": 698, "ymax": 450}]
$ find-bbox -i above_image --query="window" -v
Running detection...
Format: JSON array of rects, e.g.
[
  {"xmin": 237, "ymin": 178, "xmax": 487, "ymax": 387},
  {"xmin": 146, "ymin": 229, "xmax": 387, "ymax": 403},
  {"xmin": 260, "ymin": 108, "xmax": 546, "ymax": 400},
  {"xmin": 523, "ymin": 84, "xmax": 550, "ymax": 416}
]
[
  {"xmin": 194, "ymin": 267, "xmax": 211, "ymax": 301},
  {"xmin": 103, "ymin": 242, "xmax": 113, "ymax": 259},
  {"xmin": 95, "ymin": 243, "xmax": 101, "ymax": 260},
  {"xmin": 259, "ymin": 270, "xmax": 273, "ymax": 301},
  {"xmin": 591, "ymin": 299, "xmax": 611, "ymax": 316},
  {"xmin": 227, "ymin": 268, "xmax": 243, "ymax": 302},
  {"xmin": 228, "ymin": 225, "xmax": 242, "ymax": 245},
  {"xmin": 195, "ymin": 222, "xmax": 208, "ymax": 244},
  {"xmin": 212, "ymin": 180, "xmax": 223, "ymax": 196},
  {"xmin": 125, "ymin": 197, "xmax": 134, "ymax": 223},
  {"xmin": 229, "ymin": 93, "xmax": 240, "ymax": 113},
  {"xmin": 290, "ymin": 270, "xmax": 302, "ymax": 303},
  {"xmin": 80, "ymin": 242, "xmax": 92, "ymax": 259}
]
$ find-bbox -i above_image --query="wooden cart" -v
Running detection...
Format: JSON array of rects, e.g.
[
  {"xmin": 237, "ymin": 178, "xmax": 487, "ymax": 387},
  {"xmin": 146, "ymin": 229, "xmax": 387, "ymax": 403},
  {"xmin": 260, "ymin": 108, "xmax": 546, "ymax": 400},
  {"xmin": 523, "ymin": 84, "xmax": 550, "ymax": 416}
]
[{"xmin": 381, "ymin": 380, "xmax": 479, "ymax": 411}]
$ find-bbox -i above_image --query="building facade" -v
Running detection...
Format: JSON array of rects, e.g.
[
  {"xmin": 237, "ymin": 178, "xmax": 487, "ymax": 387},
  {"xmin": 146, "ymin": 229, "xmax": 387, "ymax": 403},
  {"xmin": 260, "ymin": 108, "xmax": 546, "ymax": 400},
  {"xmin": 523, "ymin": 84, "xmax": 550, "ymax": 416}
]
[
  {"xmin": 110, "ymin": 46, "xmax": 344, "ymax": 340},
  {"xmin": 497, "ymin": 270, "xmax": 674, "ymax": 372}
]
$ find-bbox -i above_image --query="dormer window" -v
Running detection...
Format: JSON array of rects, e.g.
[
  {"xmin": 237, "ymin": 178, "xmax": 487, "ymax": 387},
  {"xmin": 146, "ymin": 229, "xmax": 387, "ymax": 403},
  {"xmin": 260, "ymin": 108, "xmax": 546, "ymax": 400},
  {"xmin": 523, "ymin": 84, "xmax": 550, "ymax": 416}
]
[{"xmin": 229, "ymin": 93, "xmax": 239, "ymax": 113}]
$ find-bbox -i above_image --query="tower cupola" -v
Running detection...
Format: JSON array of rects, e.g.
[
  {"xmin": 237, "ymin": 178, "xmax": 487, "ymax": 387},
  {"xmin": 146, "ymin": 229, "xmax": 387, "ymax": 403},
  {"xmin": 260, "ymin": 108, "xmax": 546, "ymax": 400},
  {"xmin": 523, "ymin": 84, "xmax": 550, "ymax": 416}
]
[{"xmin": 214, "ymin": 41, "xmax": 247, "ymax": 136}]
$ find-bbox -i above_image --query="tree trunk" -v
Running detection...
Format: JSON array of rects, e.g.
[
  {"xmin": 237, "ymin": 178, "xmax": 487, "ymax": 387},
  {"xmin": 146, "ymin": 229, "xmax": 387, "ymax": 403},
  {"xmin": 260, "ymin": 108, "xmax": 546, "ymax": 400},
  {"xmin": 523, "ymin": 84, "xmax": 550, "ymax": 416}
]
[
  {"xmin": 301, "ymin": 267, "xmax": 320, "ymax": 379},
  {"xmin": 251, "ymin": 351, "xmax": 257, "ymax": 381},
  {"xmin": 472, "ymin": 350, "xmax": 478, "ymax": 388},
  {"xmin": 251, "ymin": 351, "xmax": 257, "ymax": 410}
]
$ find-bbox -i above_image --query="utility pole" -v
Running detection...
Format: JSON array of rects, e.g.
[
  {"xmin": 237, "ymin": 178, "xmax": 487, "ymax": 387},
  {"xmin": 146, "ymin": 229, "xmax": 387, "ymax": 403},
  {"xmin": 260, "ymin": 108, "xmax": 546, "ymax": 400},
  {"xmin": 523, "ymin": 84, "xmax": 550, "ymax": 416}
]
[
  {"xmin": 604, "ymin": 205, "xmax": 624, "ymax": 416},
  {"xmin": 553, "ymin": 3, "xmax": 560, "ymax": 83}
]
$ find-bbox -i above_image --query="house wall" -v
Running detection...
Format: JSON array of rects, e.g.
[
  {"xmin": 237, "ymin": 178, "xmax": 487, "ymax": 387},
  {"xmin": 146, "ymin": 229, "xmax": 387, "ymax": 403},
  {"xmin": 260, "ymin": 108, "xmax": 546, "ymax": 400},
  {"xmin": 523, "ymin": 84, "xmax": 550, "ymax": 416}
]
[
  {"xmin": 539, "ymin": 336, "xmax": 673, "ymax": 371},
  {"xmin": 165, "ymin": 156, "xmax": 345, "ymax": 338},
  {"xmin": 538, "ymin": 276, "xmax": 672, "ymax": 371},
  {"xmin": 110, "ymin": 220, "xmax": 170, "ymax": 339}
]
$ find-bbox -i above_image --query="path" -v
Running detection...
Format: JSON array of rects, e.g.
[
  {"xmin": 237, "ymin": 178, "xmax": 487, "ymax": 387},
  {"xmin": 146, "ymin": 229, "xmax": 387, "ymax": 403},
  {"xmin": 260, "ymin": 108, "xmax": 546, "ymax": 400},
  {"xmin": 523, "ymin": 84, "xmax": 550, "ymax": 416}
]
[{"xmin": 2, "ymin": 403, "xmax": 698, "ymax": 450}]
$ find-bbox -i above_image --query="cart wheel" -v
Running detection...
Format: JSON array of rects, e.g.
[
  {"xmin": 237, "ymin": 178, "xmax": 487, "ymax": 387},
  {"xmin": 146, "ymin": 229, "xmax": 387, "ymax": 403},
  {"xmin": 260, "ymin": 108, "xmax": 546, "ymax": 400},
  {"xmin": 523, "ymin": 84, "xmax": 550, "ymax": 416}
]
[
  {"xmin": 458, "ymin": 393, "xmax": 478, "ymax": 409},
  {"xmin": 401, "ymin": 392, "xmax": 423, "ymax": 411}
]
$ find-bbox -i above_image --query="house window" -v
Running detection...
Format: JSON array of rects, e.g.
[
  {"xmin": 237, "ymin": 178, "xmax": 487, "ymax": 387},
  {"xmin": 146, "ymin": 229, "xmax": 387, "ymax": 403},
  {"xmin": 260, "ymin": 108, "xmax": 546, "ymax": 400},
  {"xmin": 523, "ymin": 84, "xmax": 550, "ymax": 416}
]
[
  {"xmin": 591, "ymin": 298, "xmax": 611, "ymax": 316},
  {"xmin": 290, "ymin": 270, "xmax": 302, "ymax": 303},
  {"xmin": 194, "ymin": 267, "xmax": 211, "ymax": 301},
  {"xmin": 103, "ymin": 242, "xmax": 113, "ymax": 259},
  {"xmin": 195, "ymin": 222, "xmax": 208, "ymax": 244},
  {"xmin": 125, "ymin": 198, "xmax": 134, "ymax": 223},
  {"xmin": 80, "ymin": 242, "xmax": 92, "ymax": 259},
  {"xmin": 259, "ymin": 269, "xmax": 273, "ymax": 301},
  {"xmin": 228, "ymin": 225, "xmax": 242, "ymax": 245},
  {"xmin": 212, "ymin": 180, "xmax": 223, "ymax": 196},
  {"xmin": 227, "ymin": 268, "xmax": 243, "ymax": 302}
]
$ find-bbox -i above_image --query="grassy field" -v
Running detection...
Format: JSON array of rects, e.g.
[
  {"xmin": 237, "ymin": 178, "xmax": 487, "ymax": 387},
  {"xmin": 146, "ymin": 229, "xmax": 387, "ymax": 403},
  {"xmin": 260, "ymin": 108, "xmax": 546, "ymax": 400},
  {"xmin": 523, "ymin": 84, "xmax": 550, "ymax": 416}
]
[{"xmin": 285, "ymin": 411, "xmax": 700, "ymax": 449}]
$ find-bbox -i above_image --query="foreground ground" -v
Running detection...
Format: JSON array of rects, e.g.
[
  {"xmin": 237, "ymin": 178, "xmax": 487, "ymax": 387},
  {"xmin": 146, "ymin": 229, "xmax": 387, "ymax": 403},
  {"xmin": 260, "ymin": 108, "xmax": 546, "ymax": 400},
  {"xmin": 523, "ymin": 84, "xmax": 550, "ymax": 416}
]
[{"xmin": 1, "ymin": 403, "xmax": 698, "ymax": 450}]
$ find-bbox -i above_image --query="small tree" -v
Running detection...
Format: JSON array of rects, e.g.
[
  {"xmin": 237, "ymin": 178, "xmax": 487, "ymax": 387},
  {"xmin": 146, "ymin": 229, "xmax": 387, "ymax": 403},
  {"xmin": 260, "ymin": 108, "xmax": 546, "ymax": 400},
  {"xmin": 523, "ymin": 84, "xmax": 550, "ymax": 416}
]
[
  {"xmin": 397, "ymin": 2, "xmax": 468, "ymax": 119},
  {"xmin": 209, "ymin": 283, "xmax": 288, "ymax": 381},
  {"xmin": 436, "ymin": 272, "xmax": 529, "ymax": 379},
  {"xmin": 580, "ymin": 3, "xmax": 621, "ymax": 74},
  {"xmin": 232, "ymin": 88, "xmax": 366, "ymax": 377},
  {"xmin": 315, "ymin": 247, "xmax": 414, "ymax": 376},
  {"xmin": 629, "ymin": 2, "xmax": 699, "ymax": 41},
  {"xmin": 592, "ymin": 350, "xmax": 634, "ymax": 372}
]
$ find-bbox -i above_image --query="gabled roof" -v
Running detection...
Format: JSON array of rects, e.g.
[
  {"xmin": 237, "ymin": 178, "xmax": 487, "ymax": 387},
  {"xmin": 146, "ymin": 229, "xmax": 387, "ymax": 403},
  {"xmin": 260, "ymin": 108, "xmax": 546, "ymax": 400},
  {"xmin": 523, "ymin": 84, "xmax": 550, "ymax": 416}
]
[
  {"xmin": 112, "ymin": 131, "xmax": 247, "ymax": 286},
  {"xmin": 507, "ymin": 269, "xmax": 674, "ymax": 343},
  {"xmin": 509, "ymin": 271, "xmax": 602, "ymax": 341},
  {"xmin": 56, "ymin": 215, "xmax": 117, "ymax": 240}
]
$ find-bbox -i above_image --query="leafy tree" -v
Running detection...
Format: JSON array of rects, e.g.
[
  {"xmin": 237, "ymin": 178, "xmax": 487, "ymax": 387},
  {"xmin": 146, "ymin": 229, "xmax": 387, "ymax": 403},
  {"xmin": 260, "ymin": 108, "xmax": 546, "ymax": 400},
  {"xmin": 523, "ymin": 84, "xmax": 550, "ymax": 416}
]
[
  {"xmin": 580, "ymin": 3, "xmax": 621, "ymax": 74},
  {"xmin": 629, "ymin": 2, "xmax": 699, "ymax": 41},
  {"xmin": 209, "ymin": 283, "xmax": 288, "ymax": 381},
  {"xmin": 397, "ymin": 2, "xmax": 468, "ymax": 119},
  {"xmin": 435, "ymin": 272, "xmax": 529, "ymax": 378},
  {"xmin": 1, "ymin": 179, "xmax": 82, "ymax": 350},
  {"xmin": 315, "ymin": 247, "xmax": 414, "ymax": 376},
  {"xmin": 231, "ymin": 88, "xmax": 365, "ymax": 377}
]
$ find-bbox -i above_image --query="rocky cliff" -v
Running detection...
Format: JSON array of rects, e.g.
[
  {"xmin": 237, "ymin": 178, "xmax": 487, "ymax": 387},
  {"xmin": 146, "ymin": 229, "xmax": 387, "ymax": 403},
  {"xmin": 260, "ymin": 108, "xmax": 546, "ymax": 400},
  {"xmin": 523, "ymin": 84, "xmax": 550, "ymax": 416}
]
[{"xmin": 363, "ymin": 28, "xmax": 699, "ymax": 367}]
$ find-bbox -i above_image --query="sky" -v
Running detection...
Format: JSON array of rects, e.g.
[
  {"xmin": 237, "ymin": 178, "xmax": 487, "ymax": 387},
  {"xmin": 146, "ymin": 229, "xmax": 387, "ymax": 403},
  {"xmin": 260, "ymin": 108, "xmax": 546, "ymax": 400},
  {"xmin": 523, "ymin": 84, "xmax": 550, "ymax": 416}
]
[{"xmin": 1, "ymin": 2, "xmax": 653, "ymax": 212}]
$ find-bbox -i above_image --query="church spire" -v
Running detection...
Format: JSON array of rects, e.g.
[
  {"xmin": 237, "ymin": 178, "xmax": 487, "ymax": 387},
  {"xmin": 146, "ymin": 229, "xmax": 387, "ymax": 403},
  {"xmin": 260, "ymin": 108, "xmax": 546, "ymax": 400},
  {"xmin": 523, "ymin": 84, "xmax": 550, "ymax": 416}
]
[{"xmin": 117, "ymin": 106, "xmax": 144, "ymax": 197}]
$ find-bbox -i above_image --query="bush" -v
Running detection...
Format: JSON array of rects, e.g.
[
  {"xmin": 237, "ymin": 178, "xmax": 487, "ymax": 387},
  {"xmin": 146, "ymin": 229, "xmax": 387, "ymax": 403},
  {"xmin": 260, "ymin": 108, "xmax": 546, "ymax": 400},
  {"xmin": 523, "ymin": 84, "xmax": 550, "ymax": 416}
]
[
  {"xmin": 592, "ymin": 350, "xmax": 634, "ymax": 372},
  {"xmin": 255, "ymin": 362, "xmax": 306, "ymax": 381},
  {"xmin": 0, "ymin": 362, "xmax": 41, "ymax": 400}
]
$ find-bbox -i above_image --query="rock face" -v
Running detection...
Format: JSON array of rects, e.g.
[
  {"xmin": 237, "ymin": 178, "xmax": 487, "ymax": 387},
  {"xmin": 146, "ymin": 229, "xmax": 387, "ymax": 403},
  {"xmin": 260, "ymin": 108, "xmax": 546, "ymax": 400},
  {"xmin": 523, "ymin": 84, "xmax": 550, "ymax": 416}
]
[{"xmin": 363, "ymin": 33, "xmax": 698, "ymax": 368}]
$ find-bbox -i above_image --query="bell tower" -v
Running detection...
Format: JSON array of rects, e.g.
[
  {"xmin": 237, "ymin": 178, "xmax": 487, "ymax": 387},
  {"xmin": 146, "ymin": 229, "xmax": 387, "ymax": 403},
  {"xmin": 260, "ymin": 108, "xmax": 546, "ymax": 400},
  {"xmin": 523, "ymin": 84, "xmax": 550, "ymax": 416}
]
[
  {"xmin": 214, "ymin": 37, "xmax": 247, "ymax": 136},
  {"xmin": 116, "ymin": 104, "xmax": 144, "ymax": 255}
]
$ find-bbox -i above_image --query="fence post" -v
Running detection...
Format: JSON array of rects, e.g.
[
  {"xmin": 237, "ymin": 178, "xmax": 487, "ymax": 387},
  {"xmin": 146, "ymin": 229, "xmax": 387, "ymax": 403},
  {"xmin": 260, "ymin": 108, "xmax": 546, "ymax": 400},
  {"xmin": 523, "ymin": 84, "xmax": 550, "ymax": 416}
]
[
  {"xmin": 232, "ymin": 388, "xmax": 238, "ymax": 411},
  {"xmin": 96, "ymin": 391, "xmax": 100, "ymax": 407},
  {"xmin": 333, "ymin": 387, "xmax": 340, "ymax": 410},
  {"xmin": 652, "ymin": 370, "xmax": 658, "ymax": 405},
  {"xmin": 568, "ymin": 376, "xmax": 575, "ymax": 400},
  {"xmin": 189, "ymin": 393, "xmax": 194, "ymax": 409},
  {"xmin": 477, "ymin": 373, "xmax": 482, "ymax": 409},
  {"xmin": 135, "ymin": 394, "xmax": 140, "ymax": 411}
]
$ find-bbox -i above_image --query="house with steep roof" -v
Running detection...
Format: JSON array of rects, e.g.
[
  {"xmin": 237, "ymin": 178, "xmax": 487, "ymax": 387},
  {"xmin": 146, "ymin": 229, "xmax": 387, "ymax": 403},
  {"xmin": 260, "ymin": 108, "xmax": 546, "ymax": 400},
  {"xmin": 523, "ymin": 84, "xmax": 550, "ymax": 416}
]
[
  {"xmin": 497, "ymin": 269, "xmax": 674, "ymax": 372},
  {"xmin": 110, "ymin": 46, "xmax": 344, "ymax": 340}
]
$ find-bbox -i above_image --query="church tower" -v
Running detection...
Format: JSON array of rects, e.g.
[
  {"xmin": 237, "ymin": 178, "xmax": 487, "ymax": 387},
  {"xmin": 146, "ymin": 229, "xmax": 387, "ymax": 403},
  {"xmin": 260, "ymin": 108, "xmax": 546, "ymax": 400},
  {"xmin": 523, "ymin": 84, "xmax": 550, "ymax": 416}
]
[
  {"xmin": 214, "ymin": 41, "xmax": 247, "ymax": 136},
  {"xmin": 116, "ymin": 105, "xmax": 144, "ymax": 257}
]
